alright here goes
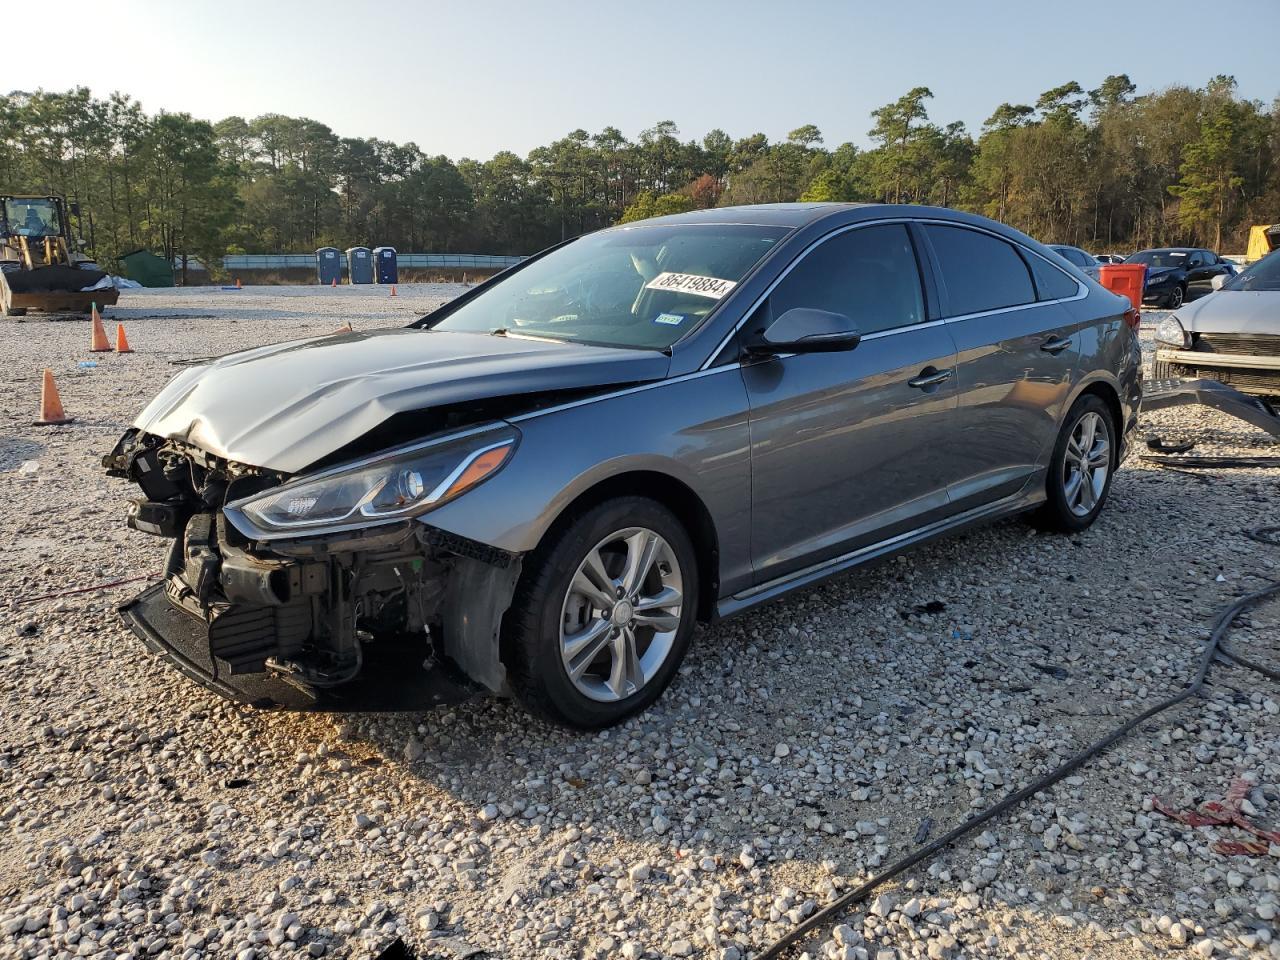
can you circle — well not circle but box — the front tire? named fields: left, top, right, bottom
left=1166, top=285, right=1185, bottom=309
left=504, top=497, right=698, bottom=729
left=1033, top=395, right=1116, bottom=533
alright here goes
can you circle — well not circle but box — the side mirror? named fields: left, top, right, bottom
left=748, top=307, right=861, bottom=356
left=1211, top=274, right=1228, bottom=291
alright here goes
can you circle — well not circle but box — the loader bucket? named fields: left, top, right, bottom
left=1, top=265, right=120, bottom=316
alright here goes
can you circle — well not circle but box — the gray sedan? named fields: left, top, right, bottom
left=106, top=203, right=1142, bottom=728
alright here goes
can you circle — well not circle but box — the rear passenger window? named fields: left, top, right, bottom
left=769, top=224, right=924, bottom=335
left=927, top=225, right=1036, bottom=316
left=1025, top=253, right=1079, bottom=301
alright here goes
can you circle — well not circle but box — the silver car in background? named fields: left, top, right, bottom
left=106, top=203, right=1142, bottom=728
left=1152, top=248, right=1280, bottom=399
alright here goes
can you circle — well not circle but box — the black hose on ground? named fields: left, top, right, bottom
left=13, top=573, right=158, bottom=606
left=751, top=526, right=1280, bottom=960
left=1142, top=454, right=1280, bottom=469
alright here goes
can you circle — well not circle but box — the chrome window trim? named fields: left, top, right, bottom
left=925, top=221, right=1088, bottom=321
left=511, top=219, right=1090, bottom=425
left=700, top=217, right=1087, bottom=370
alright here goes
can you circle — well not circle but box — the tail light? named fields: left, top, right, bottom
left=1123, top=306, right=1141, bottom=330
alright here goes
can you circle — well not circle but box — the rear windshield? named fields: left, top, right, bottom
left=430, top=223, right=788, bottom=350
left=1125, top=250, right=1188, bottom=269
left=1223, top=249, right=1280, bottom=292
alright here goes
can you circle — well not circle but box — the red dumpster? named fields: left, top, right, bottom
left=1098, top=263, right=1147, bottom=311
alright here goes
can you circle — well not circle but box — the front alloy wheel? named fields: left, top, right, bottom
left=1167, top=285, right=1184, bottom=309
left=505, top=496, right=698, bottom=728
left=560, top=528, right=684, bottom=702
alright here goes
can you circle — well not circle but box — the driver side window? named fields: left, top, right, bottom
left=769, top=224, right=925, bottom=336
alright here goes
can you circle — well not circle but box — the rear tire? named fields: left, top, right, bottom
left=504, top=496, right=699, bottom=729
left=1032, top=394, right=1116, bottom=533
left=2, top=305, right=26, bottom=317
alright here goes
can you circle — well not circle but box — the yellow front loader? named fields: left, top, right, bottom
left=0, top=195, right=119, bottom=316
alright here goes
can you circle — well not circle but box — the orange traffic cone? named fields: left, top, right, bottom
left=115, top=323, right=133, bottom=353
left=331, top=277, right=338, bottom=288
left=89, top=303, right=111, bottom=352
left=335, top=320, right=353, bottom=334
left=390, top=285, right=397, bottom=297
left=35, top=369, right=72, bottom=425
left=235, top=277, right=242, bottom=289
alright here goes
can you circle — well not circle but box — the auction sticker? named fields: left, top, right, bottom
left=653, top=313, right=684, bottom=325
left=645, top=272, right=737, bottom=300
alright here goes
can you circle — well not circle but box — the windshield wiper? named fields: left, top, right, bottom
left=489, top=327, right=570, bottom=344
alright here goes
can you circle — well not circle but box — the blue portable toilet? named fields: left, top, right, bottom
left=373, top=246, right=398, bottom=284
left=346, top=246, right=373, bottom=284
left=316, top=247, right=342, bottom=285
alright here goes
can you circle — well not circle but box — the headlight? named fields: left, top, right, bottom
left=1146, top=273, right=1170, bottom=286
left=1154, top=315, right=1188, bottom=349
left=230, top=426, right=518, bottom=533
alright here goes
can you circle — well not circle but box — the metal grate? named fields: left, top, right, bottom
left=1194, top=332, right=1280, bottom=355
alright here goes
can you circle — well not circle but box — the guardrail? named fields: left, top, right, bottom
left=221, top=253, right=526, bottom=270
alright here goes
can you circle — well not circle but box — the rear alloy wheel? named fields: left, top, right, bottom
left=1166, top=285, right=1185, bottom=309
left=505, top=497, right=698, bottom=728
left=1061, top=411, right=1111, bottom=518
left=1032, top=394, right=1116, bottom=533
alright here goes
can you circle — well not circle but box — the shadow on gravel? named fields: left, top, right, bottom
left=0, top=436, right=44, bottom=469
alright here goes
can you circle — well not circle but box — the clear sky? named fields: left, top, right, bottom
left=27, top=0, right=1280, bottom=158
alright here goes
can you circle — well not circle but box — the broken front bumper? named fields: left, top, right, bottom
left=116, top=506, right=522, bottom=711
left=1143, top=377, right=1280, bottom=439
left=120, top=582, right=481, bottom=711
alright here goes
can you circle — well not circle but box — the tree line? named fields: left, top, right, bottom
left=1, top=74, right=1276, bottom=277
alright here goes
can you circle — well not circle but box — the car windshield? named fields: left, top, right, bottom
left=4, top=198, right=61, bottom=237
left=430, top=223, right=789, bottom=349
left=1222, top=249, right=1280, bottom=292
left=1126, top=250, right=1188, bottom=269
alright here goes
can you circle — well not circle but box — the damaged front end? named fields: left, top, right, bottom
left=104, top=428, right=522, bottom=711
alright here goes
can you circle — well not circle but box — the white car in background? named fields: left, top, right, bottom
left=1152, top=248, right=1280, bottom=400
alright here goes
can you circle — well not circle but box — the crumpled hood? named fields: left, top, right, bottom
left=134, top=328, right=670, bottom=472
left=1177, top=290, right=1280, bottom=335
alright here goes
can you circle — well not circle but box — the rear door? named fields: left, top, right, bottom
left=741, top=222, right=960, bottom=584
left=922, top=224, right=1083, bottom=511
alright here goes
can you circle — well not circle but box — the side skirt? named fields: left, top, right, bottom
left=715, top=491, right=1042, bottom=621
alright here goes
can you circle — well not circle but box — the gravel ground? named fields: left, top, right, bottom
left=2, top=289, right=1278, bottom=960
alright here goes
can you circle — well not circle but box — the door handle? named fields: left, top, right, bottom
left=907, top=368, right=953, bottom=389
left=1040, top=336, right=1073, bottom=355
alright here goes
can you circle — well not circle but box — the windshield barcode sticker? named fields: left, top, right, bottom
left=645, top=272, right=737, bottom=300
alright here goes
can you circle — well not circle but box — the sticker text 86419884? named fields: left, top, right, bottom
left=644, top=272, right=738, bottom=300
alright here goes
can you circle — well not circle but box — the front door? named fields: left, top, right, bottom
left=741, top=222, right=960, bottom=585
